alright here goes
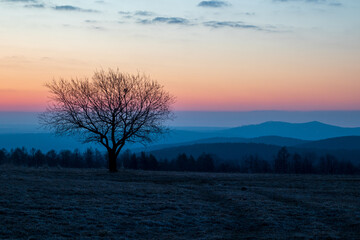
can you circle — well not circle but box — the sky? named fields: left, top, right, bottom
left=0, top=0, right=359, bottom=112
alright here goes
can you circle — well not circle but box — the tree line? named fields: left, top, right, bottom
left=245, top=147, right=358, bottom=175
left=0, top=148, right=106, bottom=169
left=0, top=146, right=359, bottom=175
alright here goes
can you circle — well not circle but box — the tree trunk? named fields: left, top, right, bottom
left=108, top=150, right=117, bottom=173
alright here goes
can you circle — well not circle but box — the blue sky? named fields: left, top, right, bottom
left=0, top=0, right=359, bottom=111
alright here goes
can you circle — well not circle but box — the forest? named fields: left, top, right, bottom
left=1, top=146, right=358, bottom=175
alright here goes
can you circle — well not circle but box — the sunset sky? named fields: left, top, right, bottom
left=0, top=0, right=359, bottom=111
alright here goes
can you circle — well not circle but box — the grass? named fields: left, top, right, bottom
left=0, top=167, right=359, bottom=239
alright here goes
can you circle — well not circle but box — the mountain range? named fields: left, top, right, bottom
left=149, top=136, right=360, bottom=164
left=1, top=121, right=360, bottom=153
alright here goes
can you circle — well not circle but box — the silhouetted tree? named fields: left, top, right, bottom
left=0, top=148, right=7, bottom=165
left=274, top=147, right=290, bottom=174
left=300, top=156, right=313, bottom=174
left=147, top=154, right=158, bottom=170
left=40, top=68, right=174, bottom=172
left=34, top=150, right=45, bottom=167
left=291, top=153, right=302, bottom=174
left=129, top=154, right=138, bottom=170
left=197, top=153, right=215, bottom=172
left=84, top=148, right=94, bottom=168
left=159, top=158, right=171, bottom=171
left=175, top=153, right=188, bottom=171
left=59, top=150, right=72, bottom=168
left=28, top=148, right=36, bottom=167
left=123, top=152, right=132, bottom=169
left=342, top=161, right=357, bottom=175
left=10, top=148, right=27, bottom=166
left=319, top=154, right=339, bottom=174
left=138, top=152, right=148, bottom=170
left=218, top=160, right=240, bottom=173
left=119, top=149, right=131, bottom=169
left=94, top=149, right=105, bottom=168
left=175, top=153, right=196, bottom=171
left=71, top=149, right=83, bottom=168
left=243, top=155, right=270, bottom=173
left=46, top=150, right=58, bottom=167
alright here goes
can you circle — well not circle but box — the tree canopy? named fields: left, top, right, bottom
left=40, top=69, right=175, bottom=172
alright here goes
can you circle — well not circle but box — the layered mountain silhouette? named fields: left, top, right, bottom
left=298, top=136, right=360, bottom=150
left=149, top=137, right=360, bottom=164
left=1, top=121, right=360, bottom=152
left=145, top=121, right=360, bottom=148
left=215, top=121, right=360, bottom=140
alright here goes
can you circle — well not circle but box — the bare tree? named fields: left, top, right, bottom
left=40, top=69, right=175, bottom=172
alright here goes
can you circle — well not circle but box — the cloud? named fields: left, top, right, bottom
left=203, top=21, right=283, bottom=32
left=117, top=9, right=276, bottom=32
left=118, top=10, right=154, bottom=19
left=118, top=11, right=131, bottom=15
left=198, top=1, right=229, bottom=8
left=203, top=21, right=263, bottom=30
left=273, top=0, right=342, bottom=6
left=273, top=0, right=320, bottom=2
left=139, top=17, right=190, bottom=25
left=153, top=17, right=189, bottom=24
left=118, top=11, right=133, bottom=19
left=134, top=11, right=154, bottom=16
left=24, top=3, right=44, bottom=8
left=53, top=5, right=99, bottom=13
left=1, top=0, right=36, bottom=2
left=118, top=10, right=187, bottom=26
left=84, top=20, right=98, bottom=23
left=89, top=26, right=105, bottom=30
left=84, top=20, right=104, bottom=30
left=1, top=0, right=46, bottom=9
left=328, top=2, right=342, bottom=7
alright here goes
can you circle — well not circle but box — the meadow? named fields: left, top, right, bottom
left=1, top=167, right=359, bottom=239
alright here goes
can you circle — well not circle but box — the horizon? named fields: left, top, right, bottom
left=2, top=110, right=360, bottom=152
left=2, top=111, right=360, bottom=130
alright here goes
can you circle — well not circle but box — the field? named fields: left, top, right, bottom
left=0, top=168, right=359, bottom=239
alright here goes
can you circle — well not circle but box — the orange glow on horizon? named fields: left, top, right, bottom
left=1, top=63, right=360, bottom=112
left=0, top=89, right=47, bottom=111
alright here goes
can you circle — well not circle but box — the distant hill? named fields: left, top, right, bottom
left=240, top=136, right=309, bottom=146
left=145, top=121, right=360, bottom=149
left=0, top=133, right=96, bottom=152
left=1, top=121, right=360, bottom=152
left=150, top=142, right=360, bottom=164
left=188, top=136, right=309, bottom=146
left=134, top=136, right=309, bottom=152
left=218, top=121, right=360, bottom=140
left=134, top=121, right=360, bottom=152
left=150, top=143, right=282, bottom=161
left=296, top=136, right=360, bottom=150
